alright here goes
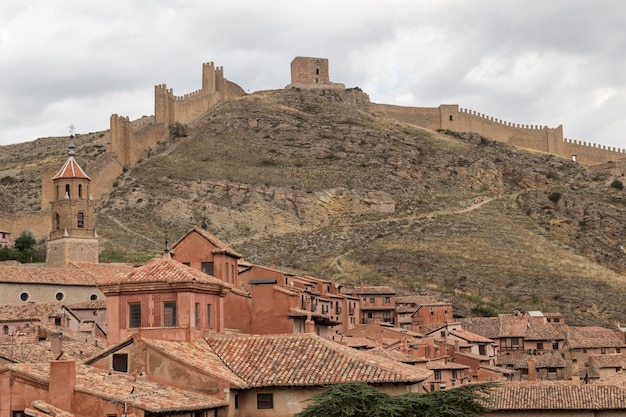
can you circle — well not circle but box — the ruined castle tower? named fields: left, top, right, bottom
left=45, top=138, right=98, bottom=267
left=288, top=57, right=345, bottom=89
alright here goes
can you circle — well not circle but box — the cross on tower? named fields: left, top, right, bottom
left=68, top=124, right=76, bottom=137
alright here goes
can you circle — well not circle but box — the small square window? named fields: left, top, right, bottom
left=112, top=353, right=128, bottom=373
left=257, top=393, right=273, bottom=409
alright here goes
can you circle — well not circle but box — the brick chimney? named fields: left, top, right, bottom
left=49, top=360, right=76, bottom=411
left=305, top=315, right=315, bottom=333
left=50, top=332, right=63, bottom=356
left=527, top=356, right=537, bottom=382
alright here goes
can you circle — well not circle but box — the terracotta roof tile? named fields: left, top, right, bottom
left=497, top=351, right=566, bottom=369
left=101, top=257, right=230, bottom=288
left=590, top=354, right=626, bottom=369
left=0, top=265, right=99, bottom=286
left=449, top=328, right=494, bottom=344
left=459, top=317, right=501, bottom=340
left=172, top=227, right=242, bottom=258
left=4, top=363, right=226, bottom=412
left=140, top=339, right=247, bottom=388
left=51, top=157, right=91, bottom=180
left=0, top=303, right=63, bottom=322
left=525, top=322, right=564, bottom=341
left=565, top=326, right=626, bottom=349
left=487, top=382, right=626, bottom=410
left=206, top=333, right=431, bottom=387
left=342, top=286, right=397, bottom=295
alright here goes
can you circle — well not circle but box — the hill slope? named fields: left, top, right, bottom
left=2, top=88, right=626, bottom=325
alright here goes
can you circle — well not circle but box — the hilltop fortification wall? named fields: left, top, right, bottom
left=373, top=103, right=625, bottom=175
left=111, top=61, right=245, bottom=168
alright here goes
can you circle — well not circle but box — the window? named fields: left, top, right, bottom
left=201, top=262, right=214, bottom=275
left=617, top=348, right=622, bottom=353
left=129, top=303, right=141, bottom=328
left=207, top=304, right=212, bottom=328
left=77, top=212, right=85, bottom=228
left=367, top=312, right=373, bottom=319
left=195, top=303, right=200, bottom=328
left=257, top=393, right=273, bottom=409
left=536, top=343, right=544, bottom=351
left=383, top=311, right=391, bottom=322
left=78, top=184, right=83, bottom=198
left=164, top=302, right=177, bottom=327
left=112, top=353, right=128, bottom=372
left=90, top=294, right=98, bottom=301
left=479, top=344, right=486, bottom=356
left=552, top=342, right=559, bottom=350
left=55, top=213, right=60, bottom=230
left=434, top=370, right=441, bottom=380
left=20, top=292, right=29, bottom=302
left=12, top=412, right=26, bottom=417
left=449, top=115, right=454, bottom=121
left=55, top=292, right=64, bottom=301
left=511, top=338, right=520, bottom=346
left=369, top=297, right=375, bottom=304
left=234, top=394, right=239, bottom=409
left=384, top=296, right=390, bottom=304
left=65, top=184, right=70, bottom=198
left=601, top=348, right=607, bottom=354
left=3, top=325, right=8, bottom=335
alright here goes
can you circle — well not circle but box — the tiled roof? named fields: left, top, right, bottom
left=487, top=382, right=626, bottom=410
left=565, top=326, right=626, bottom=349
left=101, top=257, right=230, bottom=288
left=449, top=328, right=494, bottom=344
left=0, top=303, right=63, bottom=323
left=459, top=317, right=501, bottom=339
left=497, top=351, right=566, bottom=369
left=590, top=354, right=626, bottom=369
left=140, top=339, right=247, bottom=388
left=525, top=322, right=563, bottom=341
left=498, top=314, right=529, bottom=337
left=0, top=265, right=99, bottom=286
left=395, top=295, right=441, bottom=306
left=51, top=157, right=91, bottom=180
left=206, top=333, right=431, bottom=387
left=70, top=262, right=136, bottom=284
left=3, top=363, right=227, bottom=412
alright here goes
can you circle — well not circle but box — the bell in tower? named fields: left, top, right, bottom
left=45, top=127, right=99, bottom=267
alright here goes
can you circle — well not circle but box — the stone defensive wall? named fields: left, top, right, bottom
left=111, top=61, right=245, bottom=169
left=373, top=103, right=625, bottom=174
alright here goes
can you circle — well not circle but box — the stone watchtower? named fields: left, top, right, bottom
left=288, top=56, right=345, bottom=89
left=45, top=138, right=98, bottom=268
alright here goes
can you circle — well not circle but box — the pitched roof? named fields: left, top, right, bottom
left=565, top=326, right=626, bottom=349
left=497, top=351, right=566, bottom=369
left=589, top=354, right=626, bottom=369
left=0, top=303, right=63, bottom=323
left=140, top=338, right=247, bottom=388
left=0, top=265, right=100, bottom=286
left=51, top=157, right=91, bottom=180
left=101, top=256, right=230, bottom=288
left=525, top=322, right=563, bottom=341
left=172, top=227, right=242, bottom=258
left=206, top=333, right=431, bottom=387
left=498, top=314, right=529, bottom=337
left=459, top=317, right=501, bottom=340
left=487, top=382, right=626, bottom=410
left=449, top=328, right=494, bottom=344
left=2, top=363, right=227, bottom=413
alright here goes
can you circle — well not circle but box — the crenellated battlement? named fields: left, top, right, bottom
left=563, top=137, right=626, bottom=154
left=459, top=108, right=548, bottom=130
left=111, top=61, right=246, bottom=168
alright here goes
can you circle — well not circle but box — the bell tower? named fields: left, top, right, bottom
left=46, top=131, right=98, bottom=267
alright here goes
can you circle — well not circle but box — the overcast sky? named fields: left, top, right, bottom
left=1, top=0, right=625, bottom=150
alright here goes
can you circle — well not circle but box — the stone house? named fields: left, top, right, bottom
left=342, top=285, right=396, bottom=325
left=84, top=333, right=431, bottom=417
left=497, top=351, right=568, bottom=381
left=425, top=359, right=471, bottom=392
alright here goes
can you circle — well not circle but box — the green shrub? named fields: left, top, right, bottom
left=611, top=179, right=624, bottom=190
left=548, top=191, right=561, bottom=203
